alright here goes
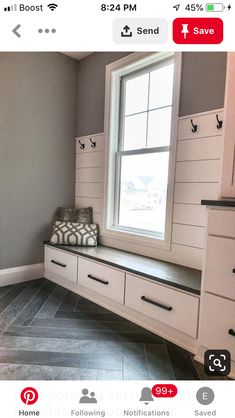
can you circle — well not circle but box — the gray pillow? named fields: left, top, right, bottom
left=50, top=221, right=98, bottom=246
left=56, top=207, right=93, bottom=224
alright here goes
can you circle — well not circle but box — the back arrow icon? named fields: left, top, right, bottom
left=12, top=24, right=21, bottom=38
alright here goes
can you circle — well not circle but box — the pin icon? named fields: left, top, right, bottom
left=21, top=387, right=38, bottom=405
left=181, top=23, right=189, bottom=39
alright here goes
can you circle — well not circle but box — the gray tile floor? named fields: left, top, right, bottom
left=0, top=278, right=215, bottom=380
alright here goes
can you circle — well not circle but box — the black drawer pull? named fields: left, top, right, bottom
left=228, top=329, right=235, bottom=337
left=232, top=269, right=235, bottom=274
left=141, top=296, right=172, bottom=311
left=87, top=274, right=109, bottom=285
left=51, top=260, right=66, bottom=268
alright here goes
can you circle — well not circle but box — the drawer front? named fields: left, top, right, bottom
left=204, top=236, right=235, bottom=300
left=199, top=293, right=235, bottom=361
left=125, top=274, right=199, bottom=338
left=78, top=258, right=125, bottom=304
left=208, top=209, right=235, bottom=238
left=44, top=247, right=78, bottom=283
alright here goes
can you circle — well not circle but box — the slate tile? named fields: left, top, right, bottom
left=123, top=354, right=149, bottom=380
left=97, top=369, right=123, bottom=380
left=4, top=325, right=165, bottom=343
left=57, top=291, right=79, bottom=312
left=0, top=283, right=28, bottom=314
left=55, top=310, right=127, bottom=322
left=0, top=363, right=98, bottom=380
left=0, top=349, right=122, bottom=370
left=145, top=343, right=174, bottom=379
left=36, top=285, right=68, bottom=319
left=11, top=281, right=56, bottom=326
left=0, top=280, right=44, bottom=326
left=30, top=317, right=143, bottom=332
left=165, top=341, right=199, bottom=380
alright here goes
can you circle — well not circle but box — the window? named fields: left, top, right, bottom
left=104, top=53, right=180, bottom=250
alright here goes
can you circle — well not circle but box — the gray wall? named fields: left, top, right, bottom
left=0, top=53, right=78, bottom=269
left=179, top=52, right=227, bottom=116
left=77, top=52, right=131, bottom=136
left=77, top=52, right=227, bottom=136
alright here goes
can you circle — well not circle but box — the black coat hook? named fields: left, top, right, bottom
left=90, top=138, right=96, bottom=148
left=79, top=140, right=85, bottom=149
left=216, top=114, right=223, bottom=129
left=191, top=119, right=198, bottom=133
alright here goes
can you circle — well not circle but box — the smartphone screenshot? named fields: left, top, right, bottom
left=0, top=1, right=234, bottom=417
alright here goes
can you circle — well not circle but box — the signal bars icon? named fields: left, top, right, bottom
left=4, top=4, right=17, bottom=11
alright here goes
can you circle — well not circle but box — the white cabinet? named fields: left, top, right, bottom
left=198, top=206, right=235, bottom=377
left=204, top=236, right=235, bottom=300
left=77, top=257, right=125, bottom=304
left=44, top=244, right=200, bottom=353
left=44, top=247, right=78, bottom=283
left=220, top=53, right=235, bottom=198
left=199, top=293, right=235, bottom=362
left=125, top=274, right=199, bottom=338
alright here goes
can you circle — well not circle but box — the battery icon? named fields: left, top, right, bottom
left=206, top=3, right=224, bottom=11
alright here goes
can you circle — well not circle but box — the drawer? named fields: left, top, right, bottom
left=125, top=274, right=199, bottom=338
left=44, top=246, right=78, bottom=283
left=78, top=258, right=125, bottom=304
left=199, top=293, right=235, bottom=361
left=204, top=236, right=235, bottom=300
left=208, top=209, right=235, bottom=238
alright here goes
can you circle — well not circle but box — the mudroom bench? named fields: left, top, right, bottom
left=44, top=243, right=201, bottom=353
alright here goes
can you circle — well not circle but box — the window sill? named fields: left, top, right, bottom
left=102, top=225, right=171, bottom=252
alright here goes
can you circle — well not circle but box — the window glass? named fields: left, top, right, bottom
left=118, top=152, right=169, bottom=235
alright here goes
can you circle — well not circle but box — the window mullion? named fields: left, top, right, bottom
left=118, top=146, right=170, bottom=157
left=145, top=72, right=151, bottom=148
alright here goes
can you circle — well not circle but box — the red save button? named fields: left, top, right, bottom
left=173, top=18, right=223, bottom=44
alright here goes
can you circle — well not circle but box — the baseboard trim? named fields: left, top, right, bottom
left=0, top=263, right=44, bottom=287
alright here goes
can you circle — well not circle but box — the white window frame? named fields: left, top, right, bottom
left=103, top=52, right=182, bottom=251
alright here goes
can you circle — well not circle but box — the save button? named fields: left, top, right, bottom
left=173, top=18, right=223, bottom=44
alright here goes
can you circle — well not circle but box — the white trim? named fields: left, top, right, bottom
left=0, top=263, right=44, bottom=287
left=178, top=108, right=224, bottom=120
left=103, top=51, right=182, bottom=253
left=75, top=132, right=104, bottom=141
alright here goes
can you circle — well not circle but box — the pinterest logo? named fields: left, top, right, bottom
left=20, top=387, right=39, bottom=405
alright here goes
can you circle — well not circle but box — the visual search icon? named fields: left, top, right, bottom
left=139, top=387, right=154, bottom=405
left=21, top=387, right=39, bottom=405
left=79, top=388, right=97, bottom=404
left=204, top=349, right=231, bottom=376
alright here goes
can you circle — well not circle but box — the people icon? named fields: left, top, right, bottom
left=79, top=388, right=97, bottom=404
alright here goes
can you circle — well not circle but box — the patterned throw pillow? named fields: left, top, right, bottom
left=75, top=207, right=93, bottom=224
left=56, top=207, right=93, bottom=224
left=50, top=222, right=98, bottom=246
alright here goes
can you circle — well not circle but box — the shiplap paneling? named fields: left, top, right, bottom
left=76, top=151, right=105, bottom=168
left=75, top=197, right=103, bottom=214
left=173, top=204, right=206, bottom=227
left=176, top=136, right=222, bottom=162
left=75, top=183, right=104, bottom=199
left=174, top=183, right=219, bottom=204
left=75, top=109, right=223, bottom=269
left=76, top=167, right=104, bottom=183
left=75, top=134, right=105, bottom=233
left=101, top=236, right=203, bottom=271
left=175, top=160, right=221, bottom=183
left=178, top=109, right=223, bottom=140
left=172, top=224, right=205, bottom=249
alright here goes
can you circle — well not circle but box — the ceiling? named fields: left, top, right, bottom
left=62, top=52, right=93, bottom=61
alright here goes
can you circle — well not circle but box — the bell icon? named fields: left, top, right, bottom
left=139, top=387, right=154, bottom=404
